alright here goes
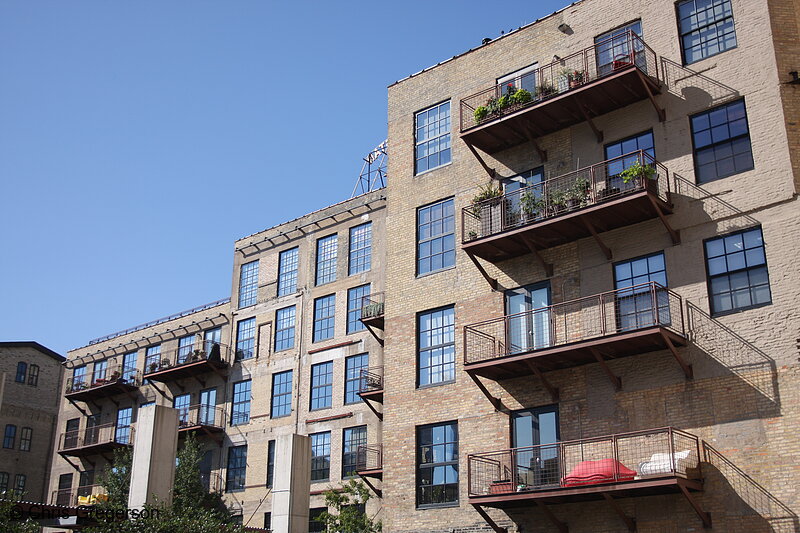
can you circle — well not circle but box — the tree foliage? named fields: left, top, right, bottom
left=0, top=494, right=40, bottom=533
left=86, top=434, right=244, bottom=533
left=317, top=479, right=382, bottom=532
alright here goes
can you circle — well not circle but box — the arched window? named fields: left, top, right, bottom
left=27, top=365, right=39, bottom=387
left=14, top=362, right=27, bottom=383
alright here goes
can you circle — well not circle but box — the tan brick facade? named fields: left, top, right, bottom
left=381, top=0, right=800, bottom=531
left=0, top=342, right=64, bottom=504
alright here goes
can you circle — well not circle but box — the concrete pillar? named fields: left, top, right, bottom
left=128, top=404, right=179, bottom=510
left=271, top=434, right=311, bottom=533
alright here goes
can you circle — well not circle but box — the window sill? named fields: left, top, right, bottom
left=416, top=265, right=456, bottom=279
left=711, top=300, right=772, bottom=318
left=415, top=162, right=453, bottom=178
left=417, top=501, right=460, bottom=510
left=417, top=379, right=456, bottom=390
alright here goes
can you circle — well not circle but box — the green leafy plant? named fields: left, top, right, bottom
left=548, top=188, right=568, bottom=211
left=511, top=88, right=532, bottom=105
left=520, top=190, right=545, bottom=218
left=470, top=182, right=503, bottom=217
left=619, top=160, right=657, bottom=184
left=569, top=177, right=591, bottom=207
left=536, top=82, right=556, bottom=98
left=316, top=480, right=382, bottom=533
left=473, top=106, right=489, bottom=123
left=0, top=492, right=40, bottom=533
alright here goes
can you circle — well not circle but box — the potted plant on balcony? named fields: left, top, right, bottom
left=561, top=68, right=588, bottom=89
left=160, top=358, right=171, bottom=369
left=620, top=160, right=657, bottom=193
left=148, top=362, right=158, bottom=373
left=548, top=189, right=568, bottom=214
left=471, top=183, right=504, bottom=235
left=567, top=177, right=591, bottom=209
left=520, top=190, right=545, bottom=221
left=535, top=81, right=557, bottom=99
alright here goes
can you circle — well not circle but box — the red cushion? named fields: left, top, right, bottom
left=562, top=459, right=636, bottom=487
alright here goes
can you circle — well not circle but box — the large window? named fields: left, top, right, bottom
left=348, top=223, right=372, bottom=275
left=417, top=421, right=458, bottom=507
left=174, top=393, right=191, bottom=426
left=316, top=234, right=338, bottom=286
left=417, top=198, right=455, bottom=276
left=342, top=426, right=367, bottom=479
left=92, top=360, right=108, bottom=382
left=277, top=247, right=299, bottom=296
left=238, top=260, right=259, bottom=308
left=13, top=474, right=25, bottom=493
left=72, top=366, right=87, bottom=389
left=115, top=408, right=132, bottom=444
left=614, top=252, right=670, bottom=331
left=27, top=365, right=38, bottom=387
left=310, top=432, right=331, bottom=482
left=0, top=472, right=8, bottom=492
left=344, top=353, right=369, bottom=405
left=271, top=371, right=293, bottom=418
left=309, top=508, right=326, bottom=533
left=266, top=440, right=276, bottom=488
left=415, top=101, right=451, bottom=174
left=313, top=294, right=336, bottom=342
left=122, top=352, right=137, bottom=382
left=3, top=425, right=16, bottom=449
left=604, top=130, right=655, bottom=191
left=347, top=284, right=370, bottom=334
left=231, top=380, right=252, bottom=426
left=274, top=306, right=296, bottom=352
left=236, top=318, right=256, bottom=360
left=678, top=0, right=736, bottom=64
left=310, top=361, right=333, bottom=411
left=144, top=345, right=161, bottom=372
left=14, top=362, right=26, bottom=383
left=177, top=335, right=194, bottom=364
left=705, top=227, right=771, bottom=316
left=595, top=20, right=642, bottom=76
left=226, top=445, right=247, bottom=492
left=19, top=428, right=32, bottom=452
left=418, top=307, right=455, bottom=387
left=691, top=100, right=753, bottom=183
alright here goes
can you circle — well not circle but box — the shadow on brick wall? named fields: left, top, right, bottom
left=704, top=444, right=799, bottom=533
left=687, top=302, right=780, bottom=410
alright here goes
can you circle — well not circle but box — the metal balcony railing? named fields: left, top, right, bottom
left=460, top=31, right=659, bottom=132
left=65, top=363, right=141, bottom=395
left=463, top=151, right=670, bottom=243
left=59, top=423, right=134, bottom=453
left=359, top=367, right=384, bottom=394
left=177, top=405, right=225, bottom=430
left=51, top=484, right=107, bottom=507
left=464, top=282, right=684, bottom=365
left=356, top=444, right=383, bottom=473
left=468, top=427, right=701, bottom=497
left=360, top=292, right=385, bottom=322
left=143, top=342, right=230, bottom=376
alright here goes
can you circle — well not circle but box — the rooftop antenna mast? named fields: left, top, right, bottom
left=351, top=140, right=387, bottom=197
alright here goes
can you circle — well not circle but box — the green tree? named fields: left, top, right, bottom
left=0, top=493, right=40, bottom=533
left=98, top=446, right=133, bottom=508
left=173, top=433, right=229, bottom=519
left=317, top=480, right=382, bottom=533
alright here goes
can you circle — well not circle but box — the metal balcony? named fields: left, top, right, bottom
left=58, top=423, right=134, bottom=457
left=356, top=444, right=383, bottom=479
left=177, top=405, right=226, bottom=442
left=358, top=366, right=384, bottom=403
left=65, top=363, right=141, bottom=402
left=460, top=32, right=663, bottom=154
left=359, top=292, right=385, bottom=329
left=468, top=427, right=710, bottom=529
left=462, top=151, right=677, bottom=268
left=143, top=342, right=230, bottom=382
left=463, top=283, right=691, bottom=394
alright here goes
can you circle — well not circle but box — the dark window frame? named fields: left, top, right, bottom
left=225, top=445, right=247, bottom=493
left=277, top=247, right=300, bottom=296
left=14, top=362, right=26, bottom=384
left=703, top=227, right=772, bottom=317
left=310, top=431, right=331, bottom=482
left=3, top=425, right=16, bottom=449
left=689, top=98, right=753, bottom=184
left=309, top=361, right=333, bottom=411
left=235, top=317, right=256, bottom=360
left=266, top=440, right=276, bottom=488
left=274, top=305, right=296, bottom=352
left=270, top=370, right=293, bottom=418
left=313, top=294, right=336, bottom=342
left=676, top=0, right=737, bottom=65
left=344, top=353, right=369, bottom=405
left=417, top=305, right=456, bottom=388
left=348, top=222, right=372, bottom=275
left=416, top=197, right=456, bottom=277
left=416, top=420, right=459, bottom=508
left=27, top=365, right=39, bottom=387
left=346, top=284, right=370, bottom=334
left=19, top=427, right=32, bottom=452
left=315, top=234, right=339, bottom=286
left=231, top=380, right=252, bottom=426
left=414, top=99, right=452, bottom=175
left=238, top=260, right=259, bottom=309
left=342, top=425, right=367, bottom=479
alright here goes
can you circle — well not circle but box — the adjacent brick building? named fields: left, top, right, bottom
left=0, top=342, right=65, bottom=503
left=380, top=0, right=799, bottom=531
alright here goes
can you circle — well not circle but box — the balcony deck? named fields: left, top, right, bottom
left=143, top=343, right=230, bottom=383
left=178, top=405, right=225, bottom=439
left=463, top=283, right=690, bottom=384
left=462, top=151, right=675, bottom=263
left=360, top=292, right=385, bottom=329
left=64, top=376, right=140, bottom=403
left=358, top=367, right=384, bottom=403
left=356, top=444, right=383, bottom=480
left=58, top=423, right=133, bottom=458
left=468, top=428, right=710, bottom=529
left=460, top=33, right=663, bottom=154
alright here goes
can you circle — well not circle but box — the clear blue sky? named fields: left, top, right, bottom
left=0, top=0, right=568, bottom=355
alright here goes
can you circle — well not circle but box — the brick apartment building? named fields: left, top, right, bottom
left=44, top=0, right=800, bottom=531
left=46, top=190, right=385, bottom=530
left=0, top=342, right=64, bottom=504
left=379, top=0, right=799, bottom=532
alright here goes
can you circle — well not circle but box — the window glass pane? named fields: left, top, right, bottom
left=313, top=294, right=336, bottom=342
left=347, top=284, right=370, bottom=334
left=236, top=318, right=256, bottom=360
left=310, top=362, right=333, bottom=411
left=678, top=0, right=737, bottom=64
left=417, top=421, right=458, bottom=506
left=226, top=445, right=247, bottom=492
left=706, top=228, right=771, bottom=315
left=691, top=100, right=751, bottom=183
left=418, top=307, right=455, bottom=386
left=344, top=353, right=369, bottom=405
left=348, top=223, right=372, bottom=275
left=271, top=371, right=293, bottom=418
left=238, top=261, right=259, bottom=308
left=277, top=247, right=299, bottom=296
left=415, top=101, right=451, bottom=174
left=231, top=380, right=252, bottom=426
left=310, top=432, right=331, bottom=482
left=274, top=306, right=296, bottom=352
left=316, top=235, right=338, bottom=286
left=417, top=199, right=455, bottom=275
